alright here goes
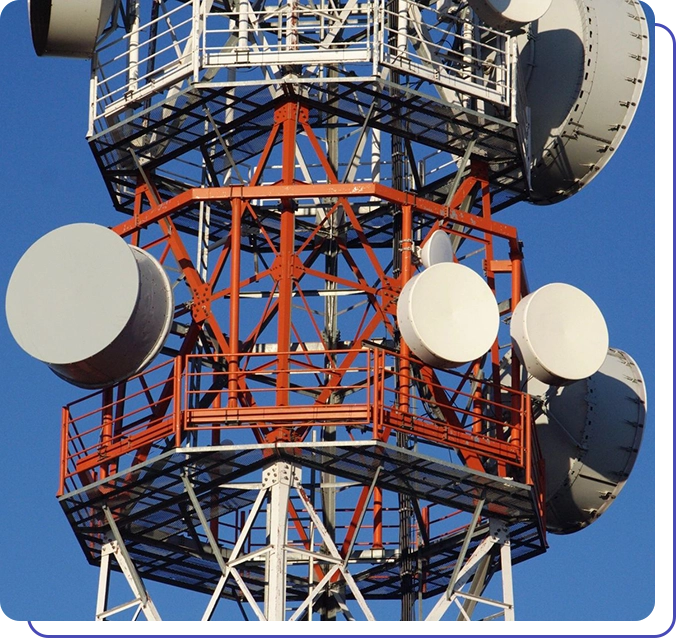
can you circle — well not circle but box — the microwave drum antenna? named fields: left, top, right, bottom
left=397, top=262, right=500, bottom=368
left=28, top=0, right=115, bottom=58
left=516, top=0, right=649, bottom=203
left=468, top=0, right=553, bottom=31
left=5, top=223, right=173, bottom=389
left=510, top=283, right=609, bottom=386
left=528, top=348, right=647, bottom=534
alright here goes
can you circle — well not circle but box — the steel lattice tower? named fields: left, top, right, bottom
left=8, top=0, right=649, bottom=622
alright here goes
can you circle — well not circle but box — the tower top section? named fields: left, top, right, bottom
left=28, top=0, right=648, bottom=212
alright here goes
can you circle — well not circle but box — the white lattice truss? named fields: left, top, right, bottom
left=95, top=461, right=515, bottom=621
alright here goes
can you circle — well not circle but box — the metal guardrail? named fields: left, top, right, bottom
left=91, top=1, right=198, bottom=130
left=89, top=0, right=515, bottom=134
left=59, top=348, right=533, bottom=496
left=201, top=1, right=375, bottom=68
left=380, top=0, right=511, bottom=105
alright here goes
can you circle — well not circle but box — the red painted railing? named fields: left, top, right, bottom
left=59, top=348, right=536, bottom=498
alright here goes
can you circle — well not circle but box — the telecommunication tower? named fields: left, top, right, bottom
left=6, top=0, right=649, bottom=621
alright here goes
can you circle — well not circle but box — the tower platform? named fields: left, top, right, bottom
left=60, top=440, right=546, bottom=602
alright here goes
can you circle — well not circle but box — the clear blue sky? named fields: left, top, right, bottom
left=0, top=0, right=671, bottom=632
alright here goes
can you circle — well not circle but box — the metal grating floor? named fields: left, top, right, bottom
left=59, top=441, right=546, bottom=601
left=88, top=79, right=529, bottom=227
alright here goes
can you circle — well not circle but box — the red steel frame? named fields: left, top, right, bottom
left=58, top=100, right=545, bottom=548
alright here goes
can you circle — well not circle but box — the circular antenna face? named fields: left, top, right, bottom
left=6, top=223, right=174, bottom=388
left=511, top=283, right=608, bottom=385
left=397, top=263, right=499, bottom=368
left=6, top=223, right=140, bottom=365
left=529, top=348, right=647, bottom=534
left=469, top=0, right=552, bottom=30
left=420, top=230, right=454, bottom=268
left=520, top=0, right=649, bottom=203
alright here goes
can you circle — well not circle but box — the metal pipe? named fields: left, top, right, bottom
left=276, top=103, right=299, bottom=407
left=127, top=0, right=140, bottom=94
left=229, top=198, right=243, bottom=408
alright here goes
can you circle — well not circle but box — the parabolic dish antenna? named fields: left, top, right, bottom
left=517, top=0, right=649, bottom=203
left=28, top=0, right=115, bottom=58
left=420, top=230, right=455, bottom=269
left=468, top=0, right=553, bottom=31
left=510, top=283, right=609, bottom=386
left=397, top=262, right=499, bottom=368
left=527, top=348, right=647, bottom=534
left=5, top=223, right=174, bottom=388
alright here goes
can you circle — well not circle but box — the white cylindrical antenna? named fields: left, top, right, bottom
left=529, top=348, right=647, bottom=534
left=520, top=0, right=649, bottom=203
left=511, top=283, right=609, bottom=385
left=5, top=223, right=174, bottom=388
left=397, top=263, right=500, bottom=368
left=468, top=0, right=553, bottom=31
left=29, top=0, right=115, bottom=58
left=420, top=230, right=455, bottom=269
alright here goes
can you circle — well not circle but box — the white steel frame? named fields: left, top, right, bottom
left=94, top=461, right=516, bottom=621
left=425, top=517, right=515, bottom=621
left=96, top=506, right=162, bottom=621
left=89, top=0, right=516, bottom=134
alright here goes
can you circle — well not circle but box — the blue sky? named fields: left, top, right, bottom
left=0, top=0, right=672, bottom=634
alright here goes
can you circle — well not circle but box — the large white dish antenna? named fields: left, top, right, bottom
left=28, top=0, right=115, bottom=58
left=528, top=348, right=647, bottom=534
left=511, top=283, right=608, bottom=386
left=469, top=0, right=552, bottom=31
left=5, top=223, right=174, bottom=388
left=397, top=262, right=499, bottom=368
left=519, top=0, right=649, bottom=203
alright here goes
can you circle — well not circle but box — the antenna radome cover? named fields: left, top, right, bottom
left=5, top=223, right=173, bottom=388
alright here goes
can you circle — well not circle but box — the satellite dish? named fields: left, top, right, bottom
left=468, top=0, right=552, bottom=31
left=510, top=283, right=608, bottom=386
left=397, top=263, right=499, bottom=368
left=5, top=223, right=174, bottom=388
left=420, top=230, right=455, bottom=269
left=519, top=0, right=649, bottom=203
left=29, top=0, right=115, bottom=58
left=528, top=348, right=647, bottom=534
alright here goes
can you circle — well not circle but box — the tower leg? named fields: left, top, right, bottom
left=95, top=539, right=161, bottom=621
left=500, top=531, right=515, bottom=621
left=425, top=519, right=514, bottom=622
left=93, top=505, right=162, bottom=621
left=263, top=462, right=296, bottom=621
